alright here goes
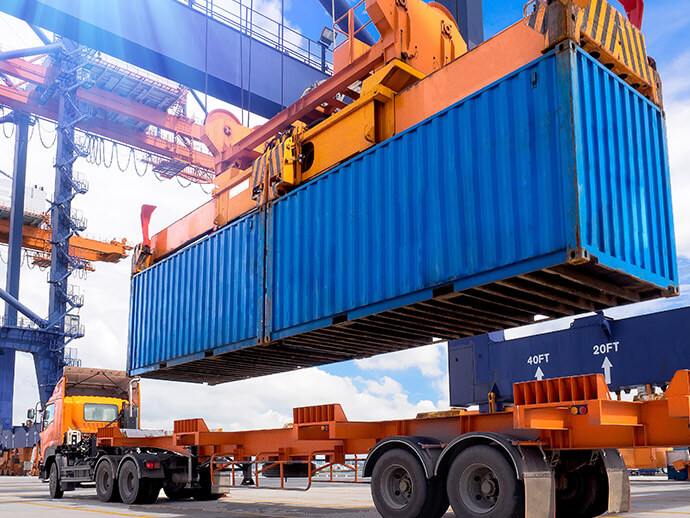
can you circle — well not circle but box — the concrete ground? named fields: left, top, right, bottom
left=1, top=475, right=689, bottom=517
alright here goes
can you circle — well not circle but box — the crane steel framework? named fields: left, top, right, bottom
left=0, top=34, right=213, bottom=430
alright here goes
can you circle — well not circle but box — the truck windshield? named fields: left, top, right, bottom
left=83, top=403, right=119, bottom=422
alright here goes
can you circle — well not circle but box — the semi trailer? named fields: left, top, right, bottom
left=39, top=307, right=690, bottom=518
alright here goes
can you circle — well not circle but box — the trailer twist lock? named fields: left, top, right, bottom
left=570, top=405, right=588, bottom=416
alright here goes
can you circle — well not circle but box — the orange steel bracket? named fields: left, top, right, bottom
left=200, top=110, right=254, bottom=175
left=663, top=370, right=690, bottom=418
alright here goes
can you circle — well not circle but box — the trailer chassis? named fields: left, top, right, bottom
left=49, top=370, right=682, bottom=517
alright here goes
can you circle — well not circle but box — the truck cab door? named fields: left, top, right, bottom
left=39, top=402, right=60, bottom=461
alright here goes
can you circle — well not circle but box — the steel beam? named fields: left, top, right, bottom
left=0, top=349, right=15, bottom=430
left=0, top=42, right=61, bottom=62
left=0, top=289, right=47, bottom=328
left=48, top=41, right=78, bottom=331
left=0, top=0, right=331, bottom=119
left=0, top=327, right=65, bottom=407
left=5, top=111, right=31, bottom=327
left=32, top=348, right=62, bottom=405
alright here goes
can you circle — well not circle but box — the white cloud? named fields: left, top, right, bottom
left=359, top=375, right=404, bottom=396
left=138, top=367, right=442, bottom=431
left=354, top=342, right=446, bottom=378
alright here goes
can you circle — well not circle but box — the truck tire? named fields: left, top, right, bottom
left=118, top=459, right=159, bottom=505
left=48, top=463, right=64, bottom=499
left=141, top=480, right=163, bottom=504
left=556, top=458, right=608, bottom=518
left=371, top=448, right=447, bottom=518
left=192, top=468, right=225, bottom=501
left=164, top=483, right=192, bottom=500
left=446, top=445, right=523, bottom=518
left=95, top=460, right=120, bottom=502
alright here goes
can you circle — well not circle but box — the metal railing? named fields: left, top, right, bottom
left=176, top=0, right=333, bottom=74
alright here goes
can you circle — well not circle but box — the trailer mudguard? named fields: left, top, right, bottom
left=363, top=436, right=444, bottom=479
left=601, top=449, right=631, bottom=513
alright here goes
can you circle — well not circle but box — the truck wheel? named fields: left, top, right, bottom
left=556, top=460, right=608, bottom=517
left=141, top=480, right=162, bottom=505
left=48, top=463, right=64, bottom=499
left=192, top=468, right=225, bottom=501
left=95, top=460, right=120, bottom=502
left=446, top=445, right=523, bottom=518
left=164, top=483, right=192, bottom=500
left=371, top=449, right=446, bottom=518
left=119, top=460, right=157, bottom=505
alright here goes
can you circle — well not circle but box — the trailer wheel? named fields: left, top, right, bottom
left=95, top=460, right=120, bottom=502
left=556, top=458, right=608, bottom=517
left=118, top=460, right=158, bottom=505
left=371, top=448, right=446, bottom=518
left=48, top=463, right=63, bottom=499
left=164, top=483, right=192, bottom=500
left=446, top=445, right=523, bottom=518
left=192, top=468, right=225, bottom=501
left=141, top=480, right=163, bottom=505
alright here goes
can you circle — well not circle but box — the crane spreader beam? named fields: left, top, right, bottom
left=0, top=219, right=131, bottom=268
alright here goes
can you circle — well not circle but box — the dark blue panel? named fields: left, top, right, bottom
left=1, top=425, right=39, bottom=450
left=0, top=0, right=330, bottom=118
left=449, top=307, right=690, bottom=410
left=0, top=349, right=15, bottom=430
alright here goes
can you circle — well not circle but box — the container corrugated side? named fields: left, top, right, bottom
left=267, top=44, right=676, bottom=342
left=573, top=49, right=677, bottom=286
left=128, top=212, right=263, bottom=374
left=129, top=44, right=677, bottom=383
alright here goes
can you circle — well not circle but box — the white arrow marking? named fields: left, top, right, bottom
left=535, top=366, right=544, bottom=381
left=601, top=356, right=613, bottom=384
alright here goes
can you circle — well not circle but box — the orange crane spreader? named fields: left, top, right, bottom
left=135, top=0, right=661, bottom=270
left=0, top=185, right=130, bottom=270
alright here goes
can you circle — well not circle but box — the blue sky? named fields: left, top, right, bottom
left=2, top=0, right=689, bottom=429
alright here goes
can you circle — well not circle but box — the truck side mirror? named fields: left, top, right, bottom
left=27, top=408, right=35, bottom=420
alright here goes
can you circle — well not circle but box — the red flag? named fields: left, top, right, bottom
left=618, top=0, right=644, bottom=29
left=140, top=205, right=157, bottom=248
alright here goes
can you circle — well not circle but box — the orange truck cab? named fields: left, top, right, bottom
left=37, top=367, right=139, bottom=496
left=37, top=367, right=225, bottom=504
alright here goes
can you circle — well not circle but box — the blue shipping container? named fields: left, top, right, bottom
left=128, top=212, right=264, bottom=377
left=129, top=42, right=677, bottom=383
